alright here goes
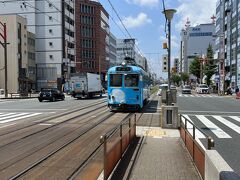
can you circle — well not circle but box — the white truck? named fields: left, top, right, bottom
left=70, top=73, right=103, bottom=99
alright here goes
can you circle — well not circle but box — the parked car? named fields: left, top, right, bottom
left=38, top=88, right=65, bottom=102
left=196, top=84, right=209, bottom=94
left=182, top=85, right=191, bottom=94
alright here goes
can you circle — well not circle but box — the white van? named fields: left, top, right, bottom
left=157, top=84, right=168, bottom=96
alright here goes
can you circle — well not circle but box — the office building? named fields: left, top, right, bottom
left=0, top=15, right=36, bottom=93
left=181, top=23, right=215, bottom=73
left=0, top=0, right=75, bottom=90
left=75, top=0, right=109, bottom=81
left=215, top=0, right=240, bottom=88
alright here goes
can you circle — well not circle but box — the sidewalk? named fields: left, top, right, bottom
left=129, top=127, right=201, bottom=180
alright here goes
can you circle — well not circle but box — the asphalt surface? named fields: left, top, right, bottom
left=177, top=92, right=240, bottom=175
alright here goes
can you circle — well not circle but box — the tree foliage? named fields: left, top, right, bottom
left=203, top=44, right=217, bottom=86
left=171, top=74, right=181, bottom=86
left=181, top=72, right=189, bottom=84
left=189, top=57, right=201, bottom=80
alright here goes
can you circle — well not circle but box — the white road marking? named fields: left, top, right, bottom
left=0, top=113, right=16, bottom=118
left=229, top=116, right=240, bottom=123
left=213, top=116, right=240, bottom=135
left=180, top=110, right=240, bottom=114
left=0, top=113, right=28, bottom=121
left=181, top=115, right=206, bottom=150
left=196, top=115, right=231, bottom=138
left=0, top=113, right=42, bottom=123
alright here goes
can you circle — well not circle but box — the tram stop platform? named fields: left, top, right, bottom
left=110, top=127, right=201, bottom=180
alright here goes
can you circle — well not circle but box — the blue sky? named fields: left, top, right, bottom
left=98, top=0, right=217, bottom=78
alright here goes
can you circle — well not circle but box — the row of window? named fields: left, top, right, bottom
left=80, top=50, right=96, bottom=59
left=28, top=52, right=35, bottom=60
left=81, top=27, right=94, bottom=37
left=65, top=2, right=74, bottom=14
left=80, top=61, right=96, bottom=69
left=80, top=4, right=95, bottom=14
left=189, top=32, right=213, bottom=37
left=65, top=28, right=75, bottom=38
left=65, top=15, right=74, bottom=26
left=28, top=38, right=35, bottom=46
left=109, top=74, right=139, bottom=87
left=80, top=39, right=96, bottom=48
left=80, top=16, right=95, bottom=25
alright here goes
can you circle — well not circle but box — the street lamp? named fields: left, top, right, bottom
left=162, top=8, right=176, bottom=105
left=0, top=21, right=8, bottom=98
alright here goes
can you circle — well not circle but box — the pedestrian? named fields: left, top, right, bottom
left=236, top=86, right=239, bottom=94
left=227, top=86, right=232, bottom=95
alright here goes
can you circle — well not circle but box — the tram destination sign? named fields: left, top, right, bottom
left=116, top=67, right=132, bottom=72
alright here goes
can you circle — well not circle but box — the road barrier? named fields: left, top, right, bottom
left=179, top=114, right=214, bottom=179
left=100, top=114, right=136, bottom=180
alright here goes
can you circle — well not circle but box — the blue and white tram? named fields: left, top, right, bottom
left=107, top=63, right=150, bottom=111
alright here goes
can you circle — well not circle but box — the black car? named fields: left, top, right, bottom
left=38, top=88, right=65, bottom=102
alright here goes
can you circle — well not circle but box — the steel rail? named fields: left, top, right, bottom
left=0, top=103, right=107, bottom=149
left=9, top=112, right=116, bottom=180
left=0, top=99, right=106, bottom=137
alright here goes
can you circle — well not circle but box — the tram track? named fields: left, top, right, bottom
left=0, top=99, right=106, bottom=137
left=0, top=105, right=131, bottom=179
left=0, top=100, right=107, bottom=148
left=0, top=94, right=158, bottom=179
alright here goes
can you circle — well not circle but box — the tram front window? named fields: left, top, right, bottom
left=124, top=74, right=139, bottom=87
left=110, top=74, right=122, bottom=87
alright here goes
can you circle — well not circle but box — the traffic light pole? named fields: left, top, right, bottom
left=0, top=22, right=8, bottom=98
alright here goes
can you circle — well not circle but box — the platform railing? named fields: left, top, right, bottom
left=100, top=114, right=136, bottom=180
left=179, top=114, right=214, bottom=179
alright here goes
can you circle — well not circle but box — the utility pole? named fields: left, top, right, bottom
left=0, top=22, right=8, bottom=98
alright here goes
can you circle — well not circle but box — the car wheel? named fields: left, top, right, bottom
left=51, top=97, right=55, bottom=102
left=38, top=98, right=42, bottom=102
left=62, top=96, right=65, bottom=101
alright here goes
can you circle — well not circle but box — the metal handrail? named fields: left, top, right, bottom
left=179, top=114, right=214, bottom=150
left=100, top=113, right=137, bottom=180
left=100, top=113, right=135, bottom=141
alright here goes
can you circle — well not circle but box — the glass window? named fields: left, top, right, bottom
left=110, top=74, right=122, bottom=87
left=124, top=74, right=139, bottom=87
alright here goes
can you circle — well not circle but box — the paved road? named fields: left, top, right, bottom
left=0, top=95, right=107, bottom=127
left=177, top=93, right=240, bottom=175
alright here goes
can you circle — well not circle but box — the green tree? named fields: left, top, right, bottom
left=203, top=44, right=217, bottom=86
left=171, top=74, right=181, bottom=86
left=189, top=57, right=201, bottom=82
left=181, top=72, right=189, bottom=85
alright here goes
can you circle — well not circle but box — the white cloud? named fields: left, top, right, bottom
left=125, top=0, right=159, bottom=7
left=175, top=0, right=217, bottom=31
left=122, top=13, right=152, bottom=28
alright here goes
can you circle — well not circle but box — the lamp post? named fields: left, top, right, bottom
left=162, top=9, right=176, bottom=105
left=0, top=21, right=8, bottom=98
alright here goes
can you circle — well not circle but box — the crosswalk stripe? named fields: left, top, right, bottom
left=0, top=113, right=42, bottom=123
left=182, top=115, right=205, bottom=139
left=195, top=115, right=231, bottom=138
left=0, top=113, right=28, bottom=120
left=212, top=116, right=240, bottom=135
left=0, top=113, right=16, bottom=118
left=229, top=116, right=240, bottom=123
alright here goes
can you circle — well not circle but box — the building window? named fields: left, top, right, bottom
left=49, top=3, right=52, bottom=8
left=49, top=29, right=52, bottom=33
left=49, top=42, right=53, bottom=46
left=49, top=16, right=52, bottom=21
left=49, top=55, right=53, bottom=59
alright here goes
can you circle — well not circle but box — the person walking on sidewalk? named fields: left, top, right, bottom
left=236, top=86, right=239, bottom=94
